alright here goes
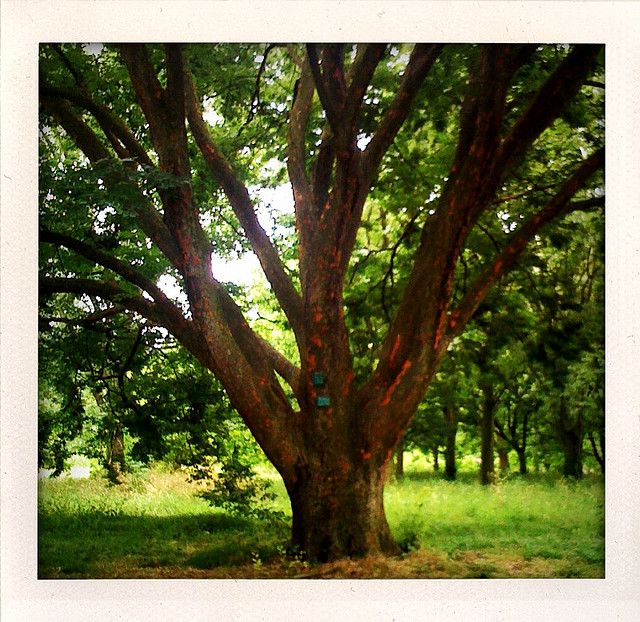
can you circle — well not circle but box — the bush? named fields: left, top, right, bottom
left=194, top=457, right=285, bottom=521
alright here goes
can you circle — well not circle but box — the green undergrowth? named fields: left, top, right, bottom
left=385, top=471, right=604, bottom=575
left=38, top=466, right=604, bottom=579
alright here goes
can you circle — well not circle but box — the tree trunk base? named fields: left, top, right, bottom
left=285, top=462, right=399, bottom=562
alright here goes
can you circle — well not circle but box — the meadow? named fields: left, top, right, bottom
left=38, top=463, right=604, bottom=579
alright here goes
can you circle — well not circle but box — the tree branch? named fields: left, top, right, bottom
left=184, top=70, right=304, bottom=335
left=312, top=126, right=335, bottom=210
left=39, top=305, right=125, bottom=333
left=496, top=45, right=603, bottom=179
left=287, top=58, right=316, bottom=249
left=239, top=43, right=277, bottom=133
left=40, top=82, right=154, bottom=167
left=258, top=336, right=301, bottom=395
left=41, top=227, right=175, bottom=308
left=362, top=44, right=442, bottom=183
left=40, top=94, right=110, bottom=162
left=344, top=44, right=387, bottom=129
left=40, top=277, right=169, bottom=327
left=359, top=46, right=513, bottom=415
left=447, top=148, right=604, bottom=341
left=39, top=276, right=220, bottom=379
left=118, top=44, right=170, bottom=158
left=39, top=95, right=183, bottom=270
left=164, top=44, right=188, bottom=135
left=305, top=44, right=346, bottom=135
left=50, top=44, right=86, bottom=89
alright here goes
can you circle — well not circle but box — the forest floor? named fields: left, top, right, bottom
left=38, top=466, right=604, bottom=579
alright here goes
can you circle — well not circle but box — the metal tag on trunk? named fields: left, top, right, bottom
left=311, top=372, right=326, bottom=386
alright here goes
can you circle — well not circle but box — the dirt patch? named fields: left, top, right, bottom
left=44, top=548, right=602, bottom=579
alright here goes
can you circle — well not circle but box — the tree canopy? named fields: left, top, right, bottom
left=39, top=43, right=604, bottom=560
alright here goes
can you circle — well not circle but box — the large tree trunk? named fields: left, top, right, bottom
left=561, top=432, right=583, bottom=478
left=284, top=457, right=398, bottom=562
left=588, top=431, right=605, bottom=474
left=106, top=421, right=125, bottom=484
left=444, top=406, right=458, bottom=480
left=520, top=409, right=529, bottom=475
left=480, top=410, right=494, bottom=484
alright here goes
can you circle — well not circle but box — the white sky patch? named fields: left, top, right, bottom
left=211, top=251, right=263, bottom=286
left=157, top=274, right=189, bottom=307
left=257, top=184, right=293, bottom=231
left=92, top=205, right=116, bottom=234
left=202, top=99, right=224, bottom=127
left=260, top=157, right=284, bottom=177
left=73, top=294, right=93, bottom=313
left=210, top=183, right=294, bottom=286
left=82, top=43, right=104, bottom=57
left=357, top=134, right=372, bottom=151
left=426, top=190, right=439, bottom=204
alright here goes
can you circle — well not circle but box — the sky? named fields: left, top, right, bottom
left=74, top=50, right=293, bottom=296
left=157, top=182, right=294, bottom=305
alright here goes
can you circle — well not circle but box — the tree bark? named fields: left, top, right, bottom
left=561, top=432, right=584, bottom=478
left=106, top=421, right=125, bottom=484
left=480, top=412, right=495, bottom=484
left=432, top=446, right=439, bottom=472
left=444, top=406, right=458, bottom=480
left=516, top=447, right=528, bottom=475
left=395, top=436, right=405, bottom=480
left=479, top=384, right=496, bottom=485
left=284, top=452, right=398, bottom=562
left=497, top=442, right=510, bottom=474
left=557, top=400, right=584, bottom=478
left=519, top=409, right=529, bottom=475
left=588, top=431, right=605, bottom=474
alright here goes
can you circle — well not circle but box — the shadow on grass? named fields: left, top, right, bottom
left=38, top=508, right=289, bottom=577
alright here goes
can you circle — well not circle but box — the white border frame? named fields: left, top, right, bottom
left=2, top=2, right=639, bottom=620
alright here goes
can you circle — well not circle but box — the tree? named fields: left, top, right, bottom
left=523, top=208, right=604, bottom=478
left=39, top=297, right=276, bottom=503
left=466, top=288, right=539, bottom=482
left=405, top=348, right=474, bottom=480
left=39, top=43, right=604, bottom=560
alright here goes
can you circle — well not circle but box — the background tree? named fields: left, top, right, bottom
left=524, top=208, right=604, bottom=477
left=39, top=43, right=604, bottom=560
left=39, top=301, right=273, bottom=505
left=405, top=349, right=475, bottom=480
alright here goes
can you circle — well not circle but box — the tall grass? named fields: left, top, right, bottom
left=385, top=473, right=604, bottom=567
left=38, top=466, right=604, bottom=578
left=38, top=469, right=289, bottom=576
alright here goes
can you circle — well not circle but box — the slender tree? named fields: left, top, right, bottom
left=39, top=43, right=604, bottom=560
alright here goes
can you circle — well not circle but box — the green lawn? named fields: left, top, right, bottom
left=38, top=466, right=604, bottom=579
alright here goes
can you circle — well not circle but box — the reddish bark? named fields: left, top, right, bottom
left=40, top=43, right=604, bottom=560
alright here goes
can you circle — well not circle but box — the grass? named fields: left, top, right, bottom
left=384, top=471, right=604, bottom=578
left=38, top=466, right=604, bottom=579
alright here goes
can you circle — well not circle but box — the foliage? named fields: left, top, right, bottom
left=38, top=42, right=605, bottom=557
left=39, top=311, right=277, bottom=512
